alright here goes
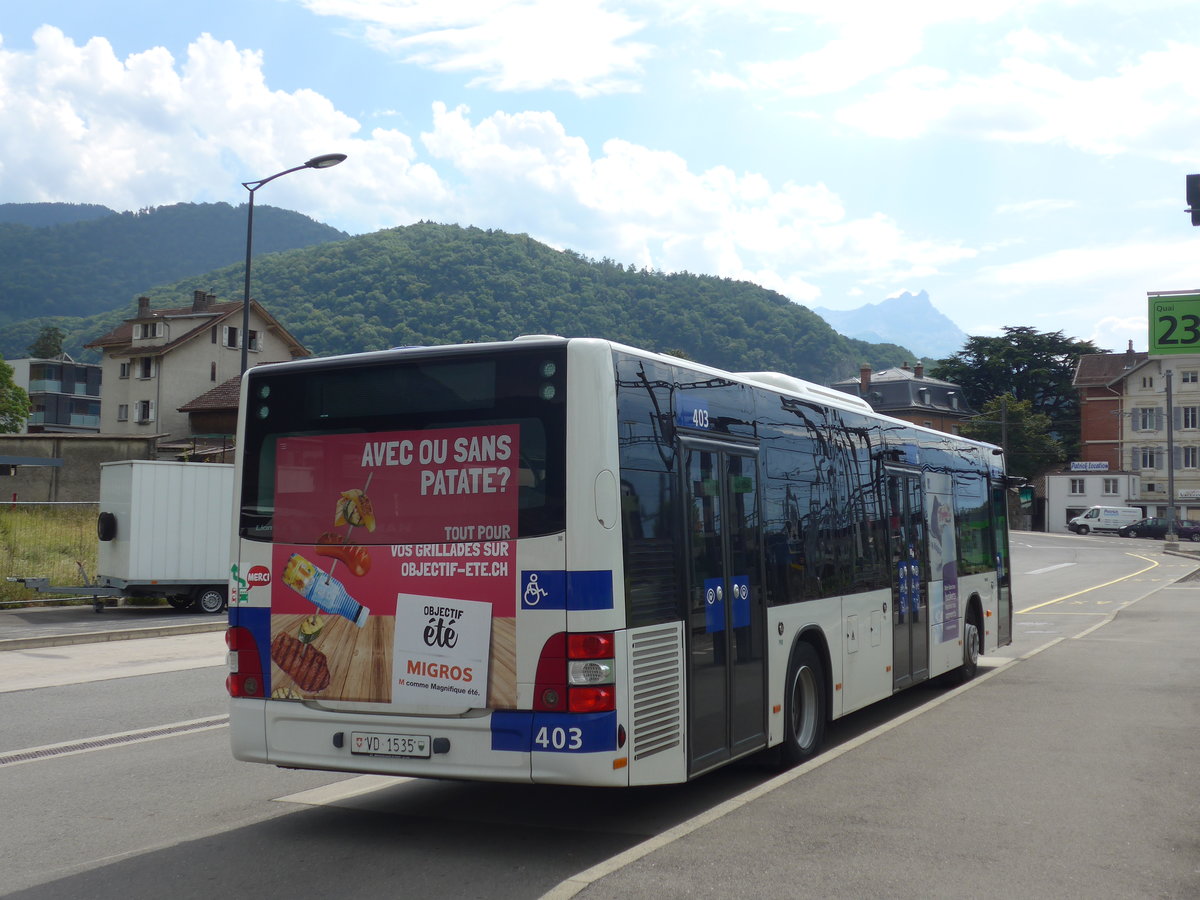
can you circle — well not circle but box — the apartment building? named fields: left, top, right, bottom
left=8, top=354, right=102, bottom=433
left=829, top=363, right=977, bottom=435
left=1046, top=345, right=1200, bottom=530
left=85, top=291, right=308, bottom=444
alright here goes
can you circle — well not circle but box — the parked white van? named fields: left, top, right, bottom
left=1067, top=506, right=1143, bottom=535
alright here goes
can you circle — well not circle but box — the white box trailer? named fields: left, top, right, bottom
left=10, top=460, right=234, bottom=613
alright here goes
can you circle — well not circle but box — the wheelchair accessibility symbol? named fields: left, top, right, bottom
left=523, top=573, right=549, bottom=607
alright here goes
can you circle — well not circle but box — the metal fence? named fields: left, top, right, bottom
left=0, top=502, right=98, bottom=605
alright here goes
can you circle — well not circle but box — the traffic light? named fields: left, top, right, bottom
left=1187, top=174, right=1200, bottom=226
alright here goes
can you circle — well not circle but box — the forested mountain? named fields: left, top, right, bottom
left=0, top=202, right=348, bottom=323
left=1, top=222, right=919, bottom=384
left=0, top=202, right=116, bottom=228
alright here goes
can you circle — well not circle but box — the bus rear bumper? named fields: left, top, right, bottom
left=228, top=699, right=628, bottom=786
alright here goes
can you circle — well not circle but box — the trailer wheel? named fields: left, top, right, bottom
left=194, top=587, right=227, bottom=615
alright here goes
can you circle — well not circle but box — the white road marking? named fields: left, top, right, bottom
left=1023, top=563, right=1076, bottom=575
left=0, top=716, right=229, bottom=767
left=274, top=774, right=413, bottom=806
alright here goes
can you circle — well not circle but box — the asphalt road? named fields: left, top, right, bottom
left=1, top=532, right=1197, bottom=899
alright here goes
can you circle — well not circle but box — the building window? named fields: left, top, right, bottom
left=922, top=420, right=933, bottom=428
left=136, top=400, right=155, bottom=424
left=248, top=329, right=261, bottom=352
left=1103, top=478, right=1119, bottom=495
left=1140, top=447, right=1161, bottom=470
left=1134, top=407, right=1160, bottom=431
left=134, top=322, right=165, bottom=339
left=119, top=362, right=131, bottom=379
left=211, top=361, right=217, bottom=382
left=1182, top=370, right=1198, bottom=384
left=1069, top=478, right=1086, bottom=494
left=223, top=325, right=239, bottom=349
left=117, top=404, right=129, bottom=422
left=1142, top=376, right=1155, bottom=389
left=211, top=325, right=218, bottom=344
left=138, top=357, right=154, bottom=379
left=1182, top=406, right=1199, bottom=430
left=1184, top=446, right=1199, bottom=469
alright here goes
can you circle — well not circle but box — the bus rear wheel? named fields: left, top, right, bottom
left=782, top=643, right=826, bottom=765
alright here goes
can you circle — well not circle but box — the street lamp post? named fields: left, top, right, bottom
left=240, top=153, right=347, bottom=374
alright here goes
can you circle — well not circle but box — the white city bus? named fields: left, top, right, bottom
left=227, top=337, right=1013, bottom=786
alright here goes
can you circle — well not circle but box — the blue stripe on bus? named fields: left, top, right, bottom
left=519, top=570, right=613, bottom=611
left=490, top=710, right=618, bottom=753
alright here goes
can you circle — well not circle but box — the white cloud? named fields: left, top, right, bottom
left=836, top=39, right=1200, bottom=161
left=298, top=0, right=653, bottom=95
left=0, top=26, right=970, bottom=303
left=980, top=237, right=1199, bottom=288
left=418, top=103, right=975, bottom=297
left=0, top=27, right=447, bottom=233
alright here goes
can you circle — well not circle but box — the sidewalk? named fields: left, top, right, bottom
left=0, top=603, right=226, bottom=651
left=552, top=574, right=1200, bottom=899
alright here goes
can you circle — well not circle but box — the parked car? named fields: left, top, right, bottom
left=1117, top=517, right=1200, bottom=540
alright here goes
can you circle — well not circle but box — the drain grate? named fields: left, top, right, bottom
left=0, top=716, right=229, bottom=766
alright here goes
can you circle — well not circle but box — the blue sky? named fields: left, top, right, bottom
left=4, top=0, right=1200, bottom=354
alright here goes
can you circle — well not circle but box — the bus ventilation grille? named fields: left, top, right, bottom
left=629, top=624, right=684, bottom=760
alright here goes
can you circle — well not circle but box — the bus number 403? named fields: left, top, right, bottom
left=534, top=725, right=583, bottom=751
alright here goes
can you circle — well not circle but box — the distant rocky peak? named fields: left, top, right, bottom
left=813, top=290, right=968, bottom=360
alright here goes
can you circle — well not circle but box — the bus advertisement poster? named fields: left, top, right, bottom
left=265, top=425, right=520, bottom=709
left=927, top=474, right=960, bottom=643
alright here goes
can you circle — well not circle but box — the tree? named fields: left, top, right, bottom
left=931, top=326, right=1103, bottom=460
left=27, top=325, right=65, bottom=359
left=0, top=354, right=31, bottom=433
left=961, top=394, right=1064, bottom=481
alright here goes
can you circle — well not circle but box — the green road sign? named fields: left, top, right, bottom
left=1148, top=293, right=1200, bottom=355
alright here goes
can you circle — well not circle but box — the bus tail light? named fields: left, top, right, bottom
left=226, top=626, right=264, bottom=698
left=534, top=631, right=616, bottom=713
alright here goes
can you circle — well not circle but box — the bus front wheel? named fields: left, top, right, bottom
left=782, top=643, right=826, bottom=765
left=957, top=619, right=981, bottom=683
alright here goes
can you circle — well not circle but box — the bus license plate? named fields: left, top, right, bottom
left=350, top=732, right=431, bottom=758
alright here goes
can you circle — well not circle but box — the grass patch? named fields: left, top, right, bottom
left=0, top=504, right=99, bottom=606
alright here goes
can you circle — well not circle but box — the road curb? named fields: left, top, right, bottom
left=0, top=621, right=227, bottom=652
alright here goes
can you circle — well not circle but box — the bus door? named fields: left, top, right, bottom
left=887, top=470, right=929, bottom=689
left=991, top=482, right=1013, bottom=646
left=682, top=439, right=767, bottom=774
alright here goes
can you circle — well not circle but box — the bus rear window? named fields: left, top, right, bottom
left=240, top=348, right=566, bottom=541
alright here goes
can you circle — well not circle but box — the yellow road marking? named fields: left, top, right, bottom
left=1017, top=554, right=1159, bottom=613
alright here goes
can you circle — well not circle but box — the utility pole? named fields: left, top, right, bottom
left=1165, top=369, right=1177, bottom=545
